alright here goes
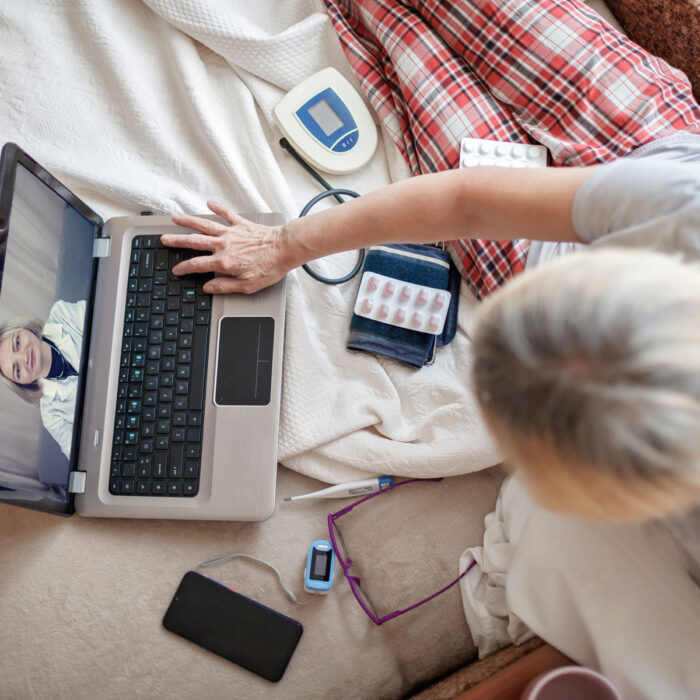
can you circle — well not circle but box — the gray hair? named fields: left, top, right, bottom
left=471, top=247, right=700, bottom=490
left=0, top=318, right=45, bottom=405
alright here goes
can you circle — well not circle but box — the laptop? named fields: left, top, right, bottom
left=0, top=143, right=286, bottom=520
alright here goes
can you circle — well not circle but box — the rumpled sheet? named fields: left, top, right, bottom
left=0, top=0, right=500, bottom=484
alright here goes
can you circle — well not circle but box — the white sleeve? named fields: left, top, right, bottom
left=571, top=158, right=700, bottom=260
left=504, top=486, right=700, bottom=700
left=40, top=398, right=73, bottom=459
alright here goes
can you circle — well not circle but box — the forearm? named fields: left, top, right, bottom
left=280, top=165, right=597, bottom=270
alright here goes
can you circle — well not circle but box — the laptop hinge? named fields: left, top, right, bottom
left=68, top=470, right=87, bottom=494
left=93, top=237, right=111, bottom=258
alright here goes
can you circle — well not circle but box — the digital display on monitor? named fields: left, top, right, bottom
left=310, top=550, right=331, bottom=580
left=307, top=99, right=344, bottom=137
left=0, top=161, right=98, bottom=513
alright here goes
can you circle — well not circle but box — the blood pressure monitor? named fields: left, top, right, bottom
left=304, top=540, right=336, bottom=594
left=273, top=67, right=378, bottom=175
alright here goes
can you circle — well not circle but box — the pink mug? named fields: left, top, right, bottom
left=521, top=665, right=622, bottom=700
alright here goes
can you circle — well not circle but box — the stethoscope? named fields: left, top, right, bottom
left=279, top=137, right=364, bottom=285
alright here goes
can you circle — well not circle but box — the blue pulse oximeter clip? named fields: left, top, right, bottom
left=304, top=540, right=335, bottom=594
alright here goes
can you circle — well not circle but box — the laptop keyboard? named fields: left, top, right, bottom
left=109, top=235, right=213, bottom=497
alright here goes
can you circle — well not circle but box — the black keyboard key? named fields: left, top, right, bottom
left=189, top=325, right=208, bottom=410
left=120, top=479, right=135, bottom=495
left=179, top=334, right=193, bottom=349
left=145, top=376, right=158, bottom=392
left=138, top=456, right=152, bottom=477
left=153, top=454, right=167, bottom=479
left=183, top=481, right=198, bottom=496
left=188, top=413, right=202, bottom=427
left=155, top=248, right=170, bottom=270
left=121, top=462, right=136, bottom=478
left=170, top=444, right=184, bottom=470
left=184, top=460, right=199, bottom=479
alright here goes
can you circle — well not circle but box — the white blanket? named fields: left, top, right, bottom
left=0, top=0, right=500, bottom=484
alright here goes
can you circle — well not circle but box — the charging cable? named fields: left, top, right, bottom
left=199, top=552, right=312, bottom=605
left=279, top=137, right=365, bottom=285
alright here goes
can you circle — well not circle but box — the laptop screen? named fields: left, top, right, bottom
left=0, top=146, right=101, bottom=515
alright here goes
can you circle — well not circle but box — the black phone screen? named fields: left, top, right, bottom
left=163, top=571, right=303, bottom=682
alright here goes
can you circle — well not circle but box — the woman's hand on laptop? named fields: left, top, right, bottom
left=161, top=201, right=290, bottom=295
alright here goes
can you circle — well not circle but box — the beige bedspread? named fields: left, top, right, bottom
left=0, top=466, right=504, bottom=699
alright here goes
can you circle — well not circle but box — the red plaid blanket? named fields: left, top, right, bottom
left=322, top=0, right=700, bottom=299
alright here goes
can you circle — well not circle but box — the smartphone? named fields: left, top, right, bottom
left=163, top=571, right=303, bottom=682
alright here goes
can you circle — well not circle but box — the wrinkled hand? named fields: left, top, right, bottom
left=161, top=201, right=288, bottom=295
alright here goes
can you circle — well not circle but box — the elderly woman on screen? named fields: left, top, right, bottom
left=0, top=299, right=85, bottom=459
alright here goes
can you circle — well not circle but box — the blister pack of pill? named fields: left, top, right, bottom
left=353, top=272, right=451, bottom=335
left=459, top=137, right=547, bottom=169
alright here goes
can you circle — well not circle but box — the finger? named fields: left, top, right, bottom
left=160, top=232, right=218, bottom=251
left=203, top=276, right=251, bottom=295
left=170, top=213, right=228, bottom=237
left=171, top=254, right=216, bottom=276
left=207, top=200, right=247, bottom=227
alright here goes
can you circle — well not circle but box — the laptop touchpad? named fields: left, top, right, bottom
left=215, top=317, right=274, bottom=406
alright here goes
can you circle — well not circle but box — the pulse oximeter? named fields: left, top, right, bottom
left=304, top=540, right=335, bottom=594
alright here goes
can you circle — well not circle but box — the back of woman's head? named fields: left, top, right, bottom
left=472, top=247, right=700, bottom=521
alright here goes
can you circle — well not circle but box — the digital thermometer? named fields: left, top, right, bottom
left=304, top=540, right=336, bottom=594
left=273, top=67, right=378, bottom=174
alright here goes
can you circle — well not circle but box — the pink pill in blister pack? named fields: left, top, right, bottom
left=354, top=272, right=451, bottom=335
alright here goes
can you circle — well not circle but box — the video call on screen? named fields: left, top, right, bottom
left=0, top=163, right=97, bottom=510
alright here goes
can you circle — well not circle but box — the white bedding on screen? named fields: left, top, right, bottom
left=0, top=0, right=500, bottom=485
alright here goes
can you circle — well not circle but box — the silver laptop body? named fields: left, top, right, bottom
left=75, top=214, right=286, bottom=521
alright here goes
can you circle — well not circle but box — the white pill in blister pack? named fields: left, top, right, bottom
left=459, top=137, right=547, bottom=169
left=353, top=272, right=451, bottom=335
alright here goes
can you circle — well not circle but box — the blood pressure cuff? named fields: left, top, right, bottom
left=346, top=244, right=460, bottom=367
